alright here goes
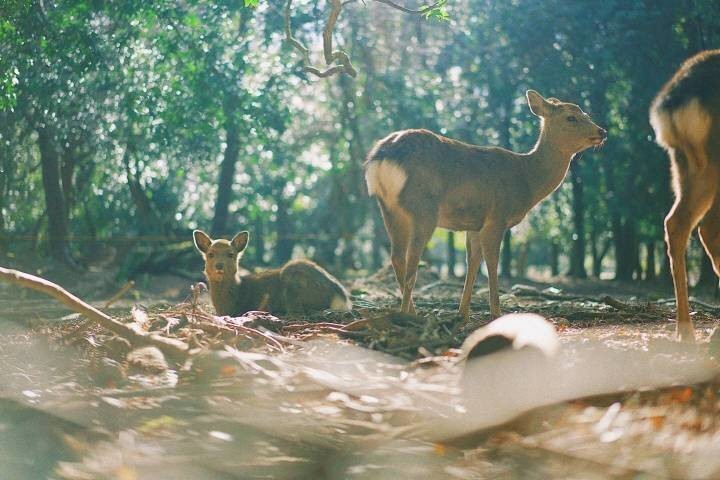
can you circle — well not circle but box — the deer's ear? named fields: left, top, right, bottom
left=526, top=90, right=553, bottom=117
left=231, top=231, right=249, bottom=252
left=193, top=230, right=212, bottom=253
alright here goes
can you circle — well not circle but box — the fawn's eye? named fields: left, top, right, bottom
left=227, top=253, right=234, bottom=258
left=207, top=253, right=215, bottom=259
left=566, top=115, right=578, bottom=122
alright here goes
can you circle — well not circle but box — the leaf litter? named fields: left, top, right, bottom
left=1, top=266, right=719, bottom=479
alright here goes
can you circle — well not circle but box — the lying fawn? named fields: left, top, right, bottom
left=650, top=50, right=720, bottom=343
left=193, top=230, right=351, bottom=316
left=365, top=90, right=606, bottom=320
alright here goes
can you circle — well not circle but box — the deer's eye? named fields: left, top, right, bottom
left=227, top=252, right=234, bottom=258
left=566, top=115, right=578, bottom=122
left=207, top=253, right=215, bottom=259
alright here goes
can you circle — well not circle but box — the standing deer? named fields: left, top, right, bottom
left=365, top=90, right=606, bottom=320
left=650, top=49, right=720, bottom=343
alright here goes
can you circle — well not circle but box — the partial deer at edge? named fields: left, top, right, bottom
left=650, top=49, right=720, bottom=343
left=365, top=90, right=607, bottom=320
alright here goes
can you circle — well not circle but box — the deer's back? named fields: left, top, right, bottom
left=654, top=50, right=720, bottom=114
left=280, top=259, right=351, bottom=313
left=218, top=260, right=350, bottom=316
left=366, top=129, right=530, bottom=229
left=651, top=50, right=720, bottom=187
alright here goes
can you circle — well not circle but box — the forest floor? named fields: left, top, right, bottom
left=1, top=263, right=720, bottom=479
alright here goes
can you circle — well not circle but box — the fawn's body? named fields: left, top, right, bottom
left=193, top=230, right=351, bottom=316
left=650, top=49, right=720, bottom=342
left=366, top=90, right=606, bottom=319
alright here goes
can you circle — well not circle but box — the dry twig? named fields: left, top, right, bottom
left=0, top=267, right=189, bottom=361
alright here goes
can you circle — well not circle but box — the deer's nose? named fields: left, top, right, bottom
left=598, top=127, right=608, bottom=139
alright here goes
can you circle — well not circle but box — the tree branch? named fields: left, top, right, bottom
left=343, top=0, right=445, bottom=14
left=0, top=267, right=189, bottom=361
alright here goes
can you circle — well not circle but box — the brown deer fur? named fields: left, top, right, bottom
left=650, top=49, right=720, bottom=342
left=193, top=230, right=351, bottom=316
left=365, top=90, right=606, bottom=320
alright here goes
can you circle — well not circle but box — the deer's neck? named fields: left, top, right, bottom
left=523, top=125, right=576, bottom=205
left=209, top=275, right=242, bottom=316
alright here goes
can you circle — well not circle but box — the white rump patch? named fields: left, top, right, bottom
left=330, top=295, right=352, bottom=312
left=652, top=98, right=712, bottom=156
left=365, top=160, right=408, bottom=208
left=650, top=108, right=674, bottom=149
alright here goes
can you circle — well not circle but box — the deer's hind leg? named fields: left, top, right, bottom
left=378, top=200, right=414, bottom=312
left=698, top=190, right=720, bottom=279
left=459, top=231, right=484, bottom=321
left=401, top=213, right=437, bottom=315
left=665, top=149, right=715, bottom=343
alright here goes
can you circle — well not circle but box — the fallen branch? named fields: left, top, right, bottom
left=104, top=280, right=135, bottom=308
left=0, top=267, right=189, bottom=362
left=600, top=295, right=635, bottom=311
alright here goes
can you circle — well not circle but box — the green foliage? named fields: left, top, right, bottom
left=1, top=0, right=719, bottom=281
left=421, top=0, right=449, bottom=21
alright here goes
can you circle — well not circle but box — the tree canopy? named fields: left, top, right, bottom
left=1, top=0, right=719, bottom=285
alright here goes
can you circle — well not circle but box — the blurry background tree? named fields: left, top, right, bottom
left=1, top=0, right=719, bottom=290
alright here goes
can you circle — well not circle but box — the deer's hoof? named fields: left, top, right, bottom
left=676, top=323, right=696, bottom=344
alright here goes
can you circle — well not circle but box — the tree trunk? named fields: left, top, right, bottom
left=613, top=221, right=637, bottom=281
left=660, top=248, right=673, bottom=285
left=37, top=127, right=73, bottom=264
left=501, top=230, right=512, bottom=279
left=591, top=237, right=611, bottom=278
left=0, top=122, right=8, bottom=254
left=211, top=93, right=241, bottom=237
left=568, top=162, right=587, bottom=278
left=274, top=195, right=295, bottom=264
left=60, top=140, right=76, bottom=212
left=447, top=231, right=457, bottom=278
left=633, top=240, right=643, bottom=281
left=123, top=146, right=163, bottom=235
left=254, top=217, right=266, bottom=265
left=645, top=241, right=657, bottom=282
left=550, top=240, right=560, bottom=277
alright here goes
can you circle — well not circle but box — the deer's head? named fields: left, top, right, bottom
left=527, top=90, right=607, bottom=154
left=193, top=230, right=249, bottom=283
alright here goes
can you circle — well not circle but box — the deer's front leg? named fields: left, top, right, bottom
left=459, top=231, right=484, bottom=321
left=480, top=225, right=505, bottom=318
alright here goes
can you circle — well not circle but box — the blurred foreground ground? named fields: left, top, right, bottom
left=1, top=265, right=719, bottom=479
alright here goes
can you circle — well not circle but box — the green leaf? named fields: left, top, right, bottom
left=421, top=0, right=449, bottom=21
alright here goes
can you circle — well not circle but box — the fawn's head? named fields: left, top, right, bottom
left=526, top=90, right=607, bottom=153
left=193, top=230, right=249, bottom=283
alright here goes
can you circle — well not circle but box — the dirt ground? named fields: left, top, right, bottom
left=1, top=264, right=720, bottom=479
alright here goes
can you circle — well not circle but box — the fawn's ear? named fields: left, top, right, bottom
left=526, top=90, right=554, bottom=117
left=193, top=230, right=212, bottom=253
left=231, top=231, right=250, bottom=252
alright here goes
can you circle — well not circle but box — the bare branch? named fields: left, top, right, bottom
left=284, top=0, right=443, bottom=78
left=344, top=0, right=444, bottom=14
left=0, top=267, right=189, bottom=361
left=282, top=0, right=355, bottom=79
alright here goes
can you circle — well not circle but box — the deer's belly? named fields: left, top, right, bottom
left=437, top=203, right=486, bottom=231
